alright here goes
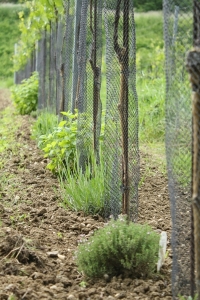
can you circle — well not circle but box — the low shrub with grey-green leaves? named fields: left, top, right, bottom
left=11, top=71, right=39, bottom=115
left=76, top=217, right=160, bottom=278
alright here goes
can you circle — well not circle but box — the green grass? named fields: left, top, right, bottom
left=0, top=78, right=14, bottom=88
left=137, top=74, right=165, bottom=143
left=135, top=12, right=164, bottom=71
left=135, top=12, right=165, bottom=144
left=31, top=109, right=59, bottom=140
left=0, top=106, right=21, bottom=156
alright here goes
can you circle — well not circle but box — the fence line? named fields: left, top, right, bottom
left=15, top=0, right=200, bottom=298
left=15, top=0, right=139, bottom=221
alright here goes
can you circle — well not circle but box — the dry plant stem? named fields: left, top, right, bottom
left=1, top=244, right=24, bottom=261
left=15, top=243, right=25, bottom=260
left=89, top=0, right=101, bottom=161
left=114, top=0, right=129, bottom=217
left=187, top=46, right=200, bottom=300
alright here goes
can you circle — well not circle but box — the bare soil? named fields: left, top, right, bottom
left=0, top=89, right=172, bottom=299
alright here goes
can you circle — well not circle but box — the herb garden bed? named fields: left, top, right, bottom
left=0, top=90, right=172, bottom=299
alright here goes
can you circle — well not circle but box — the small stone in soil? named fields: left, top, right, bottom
left=47, top=251, right=59, bottom=257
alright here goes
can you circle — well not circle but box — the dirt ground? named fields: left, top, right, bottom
left=0, top=89, right=172, bottom=300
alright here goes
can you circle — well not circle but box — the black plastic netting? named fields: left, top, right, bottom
left=103, top=0, right=139, bottom=220
left=163, top=0, right=193, bottom=298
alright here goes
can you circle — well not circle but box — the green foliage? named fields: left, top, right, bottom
left=178, top=295, right=198, bottom=300
left=60, top=150, right=105, bottom=215
left=1, top=0, right=19, bottom=3
left=14, top=0, right=64, bottom=71
left=0, top=5, right=28, bottom=79
left=103, top=0, right=162, bottom=11
left=31, top=109, right=59, bottom=140
left=135, top=13, right=164, bottom=73
left=11, top=71, right=38, bottom=115
left=76, top=217, right=160, bottom=278
left=137, top=74, right=165, bottom=142
left=135, top=13, right=165, bottom=143
left=38, top=110, right=78, bottom=173
left=134, top=0, right=162, bottom=12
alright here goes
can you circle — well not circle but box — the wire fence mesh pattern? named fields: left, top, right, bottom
left=15, top=0, right=139, bottom=220
left=186, top=1, right=200, bottom=299
left=163, top=0, right=193, bottom=298
left=103, top=0, right=139, bottom=220
left=14, top=0, right=200, bottom=298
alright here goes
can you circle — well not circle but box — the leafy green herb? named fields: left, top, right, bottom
left=11, top=71, right=38, bottom=115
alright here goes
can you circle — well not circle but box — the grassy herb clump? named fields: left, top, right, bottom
left=60, top=150, right=104, bottom=215
left=31, top=109, right=59, bottom=140
left=76, top=217, right=160, bottom=278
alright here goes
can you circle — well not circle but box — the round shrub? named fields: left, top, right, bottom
left=76, top=217, right=160, bottom=278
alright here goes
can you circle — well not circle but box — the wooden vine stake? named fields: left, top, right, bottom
left=186, top=44, right=200, bottom=300
left=186, top=2, right=200, bottom=298
left=114, top=0, right=130, bottom=218
left=89, top=0, right=101, bottom=163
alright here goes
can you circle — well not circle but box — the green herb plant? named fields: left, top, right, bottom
left=38, top=110, right=78, bottom=174
left=79, top=281, right=87, bottom=288
left=76, top=217, right=160, bottom=278
left=31, top=109, right=59, bottom=140
left=60, top=149, right=104, bottom=216
left=11, top=71, right=39, bottom=115
left=178, top=295, right=198, bottom=300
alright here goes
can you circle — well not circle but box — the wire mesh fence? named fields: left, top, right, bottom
left=103, top=0, right=139, bottom=220
left=14, top=0, right=200, bottom=297
left=163, top=0, right=194, bottom=298
left=186, top=1, right=200, bottom=299
left=15, top=0, right=139, bottom=221
left=14, top=43, right=36, bottom=84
